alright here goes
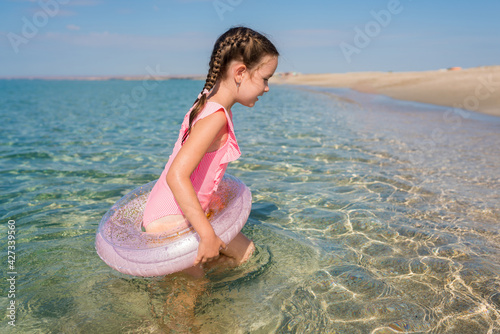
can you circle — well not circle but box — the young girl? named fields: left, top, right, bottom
left=142, top=26, right=279, bottom=274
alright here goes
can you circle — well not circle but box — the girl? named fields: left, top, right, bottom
left=142, top=26, right=279, bottom=274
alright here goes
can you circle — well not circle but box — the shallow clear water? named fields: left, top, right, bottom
left=1, top=79, right=499, bottom=333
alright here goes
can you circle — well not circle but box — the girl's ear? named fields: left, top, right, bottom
left=233, top=63, right=247, bottom=85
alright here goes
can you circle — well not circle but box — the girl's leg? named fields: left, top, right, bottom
left=151, top=270, right=208, bottom=332
left=143, top=214, right=189, bottom=233
left=181, top=265, right=205, bottom=278
left=220, top=232, right=255, bottom=265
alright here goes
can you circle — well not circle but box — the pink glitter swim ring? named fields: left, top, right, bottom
left=95, top=174, right=252, bottom=277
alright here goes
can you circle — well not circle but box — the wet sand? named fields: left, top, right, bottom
left=270, top=66, right=500, bottom=117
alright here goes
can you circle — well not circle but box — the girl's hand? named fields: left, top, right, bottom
left=194, top=232, right=227, bottom=265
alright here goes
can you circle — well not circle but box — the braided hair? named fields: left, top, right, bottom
left=182, top=26, right=279, bottom=143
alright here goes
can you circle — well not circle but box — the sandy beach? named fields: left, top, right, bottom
left=271, top=66, right=500, bottom=117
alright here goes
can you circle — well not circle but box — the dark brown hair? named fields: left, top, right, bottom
left=182, top=26, right=279, bottom=143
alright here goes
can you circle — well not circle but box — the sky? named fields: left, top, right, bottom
left=1, top=0, right=499, bottom=77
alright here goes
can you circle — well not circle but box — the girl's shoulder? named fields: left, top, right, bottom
left=180, top=101, right=232, bottom=135
left=196, top=101, right=228, bottom=121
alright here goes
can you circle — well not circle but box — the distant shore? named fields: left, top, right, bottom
left=3, top=66, right=499, bottom=117
left=270, top=66, right=500, bottom=117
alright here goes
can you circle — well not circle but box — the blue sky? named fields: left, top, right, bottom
left=1, top=0, right=499, bottom=77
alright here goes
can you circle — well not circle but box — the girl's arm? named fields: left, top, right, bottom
left=166, top=110, right=228, bottom=265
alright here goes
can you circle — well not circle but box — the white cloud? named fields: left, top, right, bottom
left=66, top=24, right=80, bottom=31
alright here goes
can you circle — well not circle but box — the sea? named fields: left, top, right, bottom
left=1, top=79, right=499, bottom=333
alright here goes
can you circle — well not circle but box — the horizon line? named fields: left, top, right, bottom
left=1, top=65, right=498, bottom=81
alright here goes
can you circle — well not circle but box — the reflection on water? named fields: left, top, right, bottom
left=0, top=80, right=499, bottom=333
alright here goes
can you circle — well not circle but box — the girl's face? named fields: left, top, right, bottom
left=238, top=55, right=278, bottom=108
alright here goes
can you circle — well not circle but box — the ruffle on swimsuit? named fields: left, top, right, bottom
left=142, top=101, right=241, bottom=227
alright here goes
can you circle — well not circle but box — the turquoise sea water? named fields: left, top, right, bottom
left=1, top=79, right=499, bottom=333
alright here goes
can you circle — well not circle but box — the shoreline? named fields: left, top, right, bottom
left=270, top=66, right=500, bottom=117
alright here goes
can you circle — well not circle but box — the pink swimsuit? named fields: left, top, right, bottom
left=142, top=101, right=241, bottom=227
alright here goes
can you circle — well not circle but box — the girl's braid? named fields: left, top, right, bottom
left=203, top=31, right=251, bottom=92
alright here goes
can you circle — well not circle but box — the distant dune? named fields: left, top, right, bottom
left=270, top=66, right=500, bottom=117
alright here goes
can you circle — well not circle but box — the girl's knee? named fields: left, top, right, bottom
left=240, top=240, right=255, bottom=264
left=224, top=233, right=255, bottom=264
left=181, top=265, right=205, bottom=279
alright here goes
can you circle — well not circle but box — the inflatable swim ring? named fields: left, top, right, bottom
left=95, top=174, right=252, bottom=277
